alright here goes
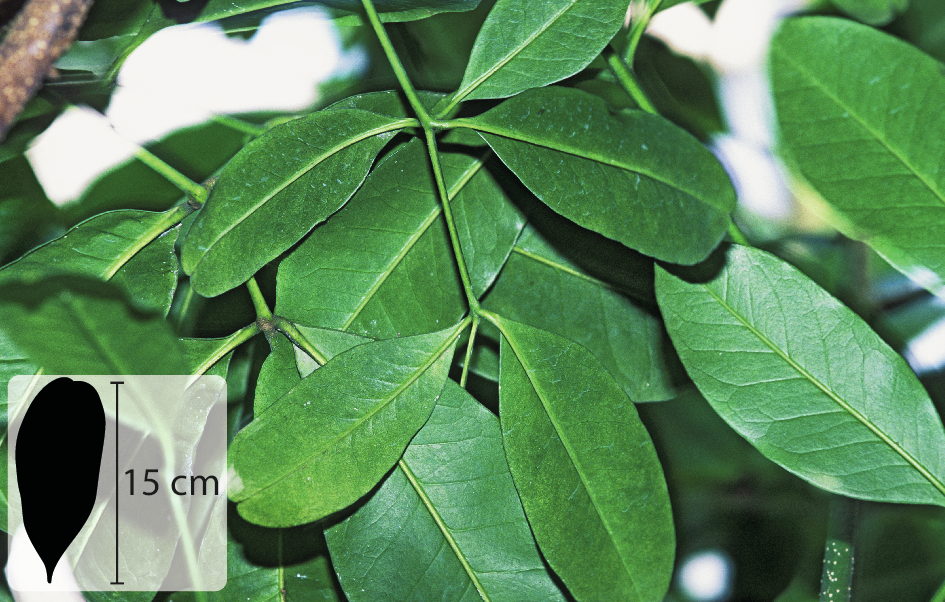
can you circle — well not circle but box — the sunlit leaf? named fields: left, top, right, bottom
left=771, top=16, right=945, bottom=296
left=656, top=244, right=945, bottom=506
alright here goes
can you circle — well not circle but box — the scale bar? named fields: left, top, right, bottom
left=110, top=381, right=124, bottom=587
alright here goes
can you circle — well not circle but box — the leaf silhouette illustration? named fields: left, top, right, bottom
left=15, top=377, right=106, bottom=582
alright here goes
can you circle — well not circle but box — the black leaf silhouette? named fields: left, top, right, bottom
left=15, top=377, right=106, bottom=583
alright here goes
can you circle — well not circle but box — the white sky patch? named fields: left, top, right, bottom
left=27, top=6, right=366, bottom=206
left=678, top=549, right=733, bottom=601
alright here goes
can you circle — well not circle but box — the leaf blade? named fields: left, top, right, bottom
left=494, top=315, right=675, bottom=602
left=326, top=381, right=566, bottom=602
left=182, top=109, right=410, bottom=297
left=456, top=0, right=627, bottom=102
left=228, top=322, right=463, bottom=526
left=771, top=16, right=945, bottom=295
left=655, top=244, right=945, bottom=506
left=468, top=87, right=735, bottom=264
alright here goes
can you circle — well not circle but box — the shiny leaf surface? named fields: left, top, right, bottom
left=182, top=109, right=409, bottom=297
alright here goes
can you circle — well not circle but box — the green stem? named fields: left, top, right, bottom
left=819, top=496, right=856, bottom=602
left=212, top=114, right=267, bottom=137
left=604, top=44, right=657, bottom=115
left=361, top=0, right=432, bottom=125
left=246, top=277, right=274, bottom=322
left=423, top=128, right=480, bottom=313
left=459, top=315, right=480, bottom=388
left=134, top=145, right=208, bottom=204
left=626, top=0, right=662, bottom=65
left=728, top=220, right=750, bottom=246
left=273, top=316, right=329, bottom=366
left=192, top=324, right=260, bottom=376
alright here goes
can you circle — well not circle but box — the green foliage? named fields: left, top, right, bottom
left=2, top=0, right=945, bottom=600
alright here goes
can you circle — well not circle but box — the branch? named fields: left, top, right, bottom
left=0, top=0, right=95, bottom=140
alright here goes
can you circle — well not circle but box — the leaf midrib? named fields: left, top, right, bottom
left=398, top=458, right=491, bottom=602
left=192, top=117, right=415, bottom=271
left=461, top=121, right=712, bottom=207
left=699, top=280, right=945, bottom=499
left=456, top=0, right=576, bottom=103
left=775, top=48, right=945, bottom=207
left=243, top=324, right=463, bottom=498
left=495, top=318, right=643, bottom=600
left=342, top=153, right=489, bottom=330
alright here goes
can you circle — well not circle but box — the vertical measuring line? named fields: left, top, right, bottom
left=109, top=381, right=124, bottom=586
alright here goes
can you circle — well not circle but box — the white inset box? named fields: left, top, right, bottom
left=7, top=375, right=228, bottom=593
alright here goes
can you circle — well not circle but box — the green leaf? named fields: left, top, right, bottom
left=182, top=109, right=411, bottom=297
left=180, top=330, right=250, bottom=377
left=327, top=380, right=566, bottom=602
left=484, top=225, right=675, bottom=401
left=254, top=334, right=300, bottom=414
left=468, top=87, right=735, bottom=264
left=831, top=0, right=908, bottom=25
left=277, top=135, right=521, bottom=337
left=453, top=0, right=628, bottom=104
left=493, top=314, right=675, bottom=602
left=228, top=322, right=463, bottom=526
left=0, top=209, right=181, bottom=313
left=198, top=0, right=483, bottom=26
left=0, top=276, right=187, bottom=376
left=655, top=244, right=945, bottom=506
left=771, top=16, right=945, bottom=296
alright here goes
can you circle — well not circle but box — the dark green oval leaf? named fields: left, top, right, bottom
left=454, top=0, right=627, bottom=103
left=182, top=109, right=410, bottom=297
left=468, top=87, right=735, bottom=264
left=493, top=314, right=675, bottom=602
left=484, top=225, right=675, bottom=401
left=327, top=380, right=566, bottom=602
left=771, top=16, right=945, bottom=296
left=228, top=322, right=463, bottom=526
left=655, top=244, right=945, bottom=506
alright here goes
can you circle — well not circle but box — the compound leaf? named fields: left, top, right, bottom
left=468, top=87, right=735, bottom=264
left=771, top=17, right=945, bottom=296
left=327, top=380, right=566, bottom=602
left=228, top=322, right=463, bottom=527
left=655, top=244, right=945, bottom=506
left=494, top=314, right=675, bottom=602
left=182, top=109, right=410, bottom=297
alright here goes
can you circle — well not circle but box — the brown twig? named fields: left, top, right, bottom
left=0, top=0, right=94, bottom=140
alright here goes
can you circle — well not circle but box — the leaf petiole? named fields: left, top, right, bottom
left=459, top=315, right=480, bottom=388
